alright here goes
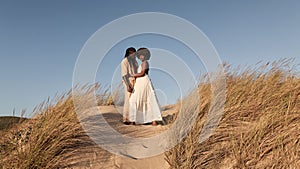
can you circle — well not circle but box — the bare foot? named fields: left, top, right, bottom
left=152, top=121, right=157, bottom=126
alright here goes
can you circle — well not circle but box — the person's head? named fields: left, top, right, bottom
left=124, top=47, right=136, bottom=58
left=136, top=47, right=151, bottom=61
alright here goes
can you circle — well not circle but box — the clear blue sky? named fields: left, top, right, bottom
left=1, top=0, right=300, bottom=116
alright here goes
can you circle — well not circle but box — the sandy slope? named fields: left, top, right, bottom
left=63, top=105, right=176, bottom=169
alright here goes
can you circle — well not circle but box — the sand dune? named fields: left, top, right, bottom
left=61, top=105, right=176, bottom=168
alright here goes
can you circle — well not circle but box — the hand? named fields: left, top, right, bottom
left=127, top=86, right=133, bottom=93
left=130, top=74, right=135, bottom=78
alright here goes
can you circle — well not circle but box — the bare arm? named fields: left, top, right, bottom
left=132, top=61, right=149, bottom=78
left=122, top=75, right=133, bottom=92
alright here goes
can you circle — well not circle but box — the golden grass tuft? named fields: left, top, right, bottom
left=0, top=84, right=112, bottom=168
left=166, top=59, right=300, bottom=168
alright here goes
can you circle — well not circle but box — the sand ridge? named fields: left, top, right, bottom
left=63, top=105, right=176, bottom=169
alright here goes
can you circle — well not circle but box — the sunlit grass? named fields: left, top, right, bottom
left=0, top=84, right=115, bottom=168
left=166, top=59, right=300, bottom=168
left=0, top=59, right=299, bottom=168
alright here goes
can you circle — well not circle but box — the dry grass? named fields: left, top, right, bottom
left=0, top=116, right=27, bottom=131
left=1, top=59, right=299, bottom=168
left=0, top=84, right=112, bottom=168
left=96, top=83, right=123, bottom=106
left=166, top=59, right=300, bottom=168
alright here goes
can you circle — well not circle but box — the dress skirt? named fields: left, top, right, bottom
left=129, top=75, right=163, bottom=124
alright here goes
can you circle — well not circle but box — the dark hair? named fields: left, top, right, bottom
left=124, top=47, right=136, bottom=58
left=136, top=47, right=151, bottom=60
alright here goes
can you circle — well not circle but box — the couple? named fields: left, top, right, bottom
left=121, top=47, right=162, bottom=126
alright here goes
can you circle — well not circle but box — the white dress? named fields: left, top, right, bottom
left=129, top=65, right=163, bottom=124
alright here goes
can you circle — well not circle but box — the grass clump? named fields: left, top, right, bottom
left=166, top=59, right=300, bottom=168
left=0, top=84, right=110, bottom=168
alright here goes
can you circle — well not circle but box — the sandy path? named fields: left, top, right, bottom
left=63, top=105, right=176, bottom=169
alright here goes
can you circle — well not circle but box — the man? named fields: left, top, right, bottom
left=121, top=47, right=138, bottom=124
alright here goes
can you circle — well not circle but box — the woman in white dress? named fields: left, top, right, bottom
left=129, top=48, right=163, bottom=126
